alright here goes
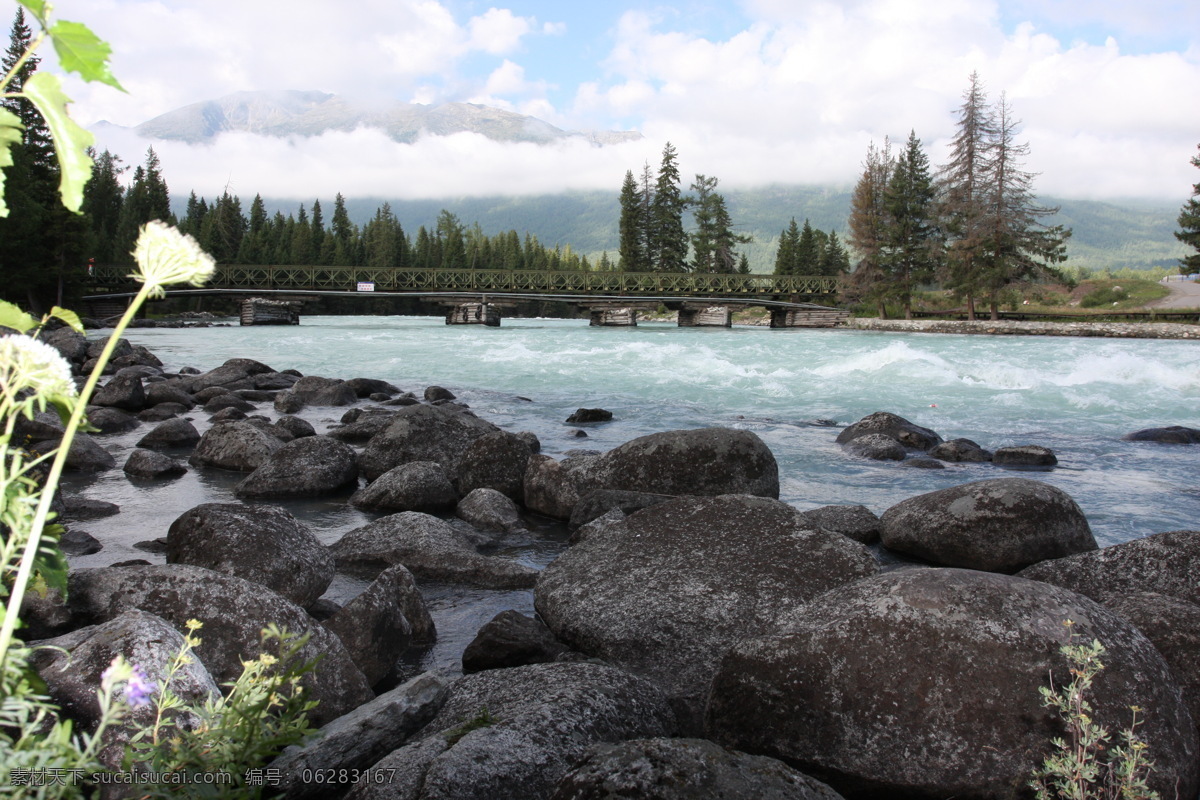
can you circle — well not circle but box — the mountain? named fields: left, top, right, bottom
left=127, top=89, right=641, bottom=146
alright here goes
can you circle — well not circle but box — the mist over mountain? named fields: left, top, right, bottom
left=106, top=89, right=642, bottom=146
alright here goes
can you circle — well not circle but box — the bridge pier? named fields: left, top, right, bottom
left=770, top=308, right=851, bottom=328
left=445, top=302, right=500, bottom=326
left=678, top=304, right=732, bottom=327
left=581, top=302, right=658, bottom=327
left=241, top=297, right=301, bottom=325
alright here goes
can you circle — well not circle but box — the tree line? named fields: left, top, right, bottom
left=846, top=73, right=1070, bottom=320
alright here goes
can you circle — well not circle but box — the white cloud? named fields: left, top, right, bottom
left=467, top=8, right=534, bottom=55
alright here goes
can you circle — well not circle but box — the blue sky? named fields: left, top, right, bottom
left=43, top=0, right=1200, bottom=201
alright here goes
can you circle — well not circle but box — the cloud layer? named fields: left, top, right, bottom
left=64, top=0, right=1200, bottom=201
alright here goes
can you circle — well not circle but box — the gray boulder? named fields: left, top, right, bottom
left=880, top=477, right=1096, bottom=572
left=552, top=738, right=845, bottom=800
left=42, top=326, right=89, bottom=365
left=350, top=461, right=457, bottom=513
left=186, top=363, right=255, bottom=393
left=329, top=409, right=397, bottom=443
left=565, top=408, right=613, bottom=424
left=235, top=435, right=360, bottom=499
left=92, top=373, right=146, bottom=411
left=274, top=415, right=317, bottom=439
left=705, top=568, right=1199, bottom=800
left=359, top=403, right=501, bottom=480
left=842, top=432, right=904, bottom=461
left=1124, top=425, right=1200, bottom=444
left=331, top=512, right=538, bottom=589
left=203, top=394, right=256, bottom=414
left=423, top=385, right=455, bottom=402
left=993, top=444, right=1058, bottom=467
left=85, top=406, right=140, bottom=434
left=1018, top=530, right=1200, bottom=606
left=535, top=495, right=877, bottom=730
left=275, top=375, right=358, bottom=410
left=455, top=431, right=534, bottom=501
left=137, top=417, right=201, bottom=450
left=345, top=662, right=676, bottom=800
left=67, top=564, right=373, bottom=725
left=523, top=452, right=604, bottom=520
left=346, top=377, right=402, bottom=398
left=928, top=437, right=992, bottom=462
left=144, top=380, right=196, bottom=409
left=30, top=433, right=115, bottom=472
left=457, top=488, right=523, bottom=534
left=189, top=420, right=282, bottom=471
left=462, top=611, right=569, bottom=674
left=124, top=448, right=187, bottom=479
left=835, top=411, right=942, bottom=451
left=62, top=496, right=119, bottom=520
left=568, top=489, right=674, bottom=531
left=796, top=504, right=882, bottom=546
left=167, top=503, right=334, bottom=608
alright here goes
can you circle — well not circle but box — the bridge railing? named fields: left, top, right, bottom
left=88, top=264, right=840, bottom=297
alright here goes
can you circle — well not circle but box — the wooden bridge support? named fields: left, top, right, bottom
left=588, top=308, right=637, bottom=327
left=445, top=303, right=501, bottom=326
left=770, top=308, right=851, bottom=328
left=678, top=305, right=732, bottom=327
left=240, top=298, right=300, bottom=325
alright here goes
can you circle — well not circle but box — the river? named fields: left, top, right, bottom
left=62, top=315, right=1200, bottom=677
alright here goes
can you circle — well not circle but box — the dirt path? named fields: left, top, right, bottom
left=1147, top=279, right=1200, bottom=309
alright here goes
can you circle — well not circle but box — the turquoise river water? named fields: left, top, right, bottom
left=63, top=315, right=1200, bottom=674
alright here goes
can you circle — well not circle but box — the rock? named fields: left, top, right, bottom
left=835, top=411, right=943, bottom=451
left=30, top=433, right=115, bottom=472
left=523, top=452, right=604, bottom=520
left=136, top=417, right=201, bottom=450
left=843, top=432, right=905, bottom=461
left=92, top=373, right=146, bottom=411
left=1018, top=530, right=1200, bottom=606
left=123, top=448, right=188, bottom=479
left=62, top=496, right=119, bottom=520
left=233, top=389, right=278, bottom=402
left=345, top=662, right=676, bottom=800
left=189, top=420, right=282, bottom=471
left=567, top=489, right=674, bottom=531
left=67, top=564, right=373, bottom=725
left=186, top=363, right=254, bottom=393
left=274, top=415, right=317, bottom=439
left=144, top=381, right=196, bottom=409
left=138, top=402, right=188, bottom=421
left=455, top=431, right=534, bottom=501
left=211, top=407, right=248, bottom=422
left=424, top=385, right=456, bottom=402
left=114, top=364, right=163, bottom=381
left=194, top=386, right=237, bottom=403
left=928, top=437, right=992, bottom=462
left=331, top=512, right=538, bottom=589
left=457, top=488, right=523, bottom=534
left=203, top=394, right=256, bottom=413
left=323, top=564, right=436, bottom=684
left=269, top=673, right=450, bottom=800
left=1104, top=592, right=1200, bottom=736
left=234, top=435, right=359, bottom=499
left=359, top=403, right=500, bottom=481
left=705, top=568, right=1199, bottom=800
left=59, top=529, right=102, bottom=556
left=85, top=407, right=140, bottom=434
left=276, top=375, right=358, bottom=410
left=14, top=409, right=65, bottom=442
left=41, top=326, right=88, bottom=364
left=350, top=461, right=457, bottom=512
left=87, top=335, right=133, bottom=362
left=551, top=738, right=845, bottom=800
left=565, top=408, right=613, bottom=424
left=535, top=495, right=877, bottom=730
left=1124, top=425, right=1200, bottom=444
left=167, top=503, right=334, bottom=608
left=346, top=377, right=402, bottom=398
left=880, top=477, right=1096, bottom=573
left=254, top=371, right=301, bottom=390
left=329, top=410, right=397, bottom=443
left=462, top=611, right=569, bottom=674
left=993, top=444, right=1058, bottom=467
left=902, top=456, right=945, bottom=469
left=796, top=504, right=882, bottom=546
left=593, top=427, right=779, bottom=500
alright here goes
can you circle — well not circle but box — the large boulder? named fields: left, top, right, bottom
left=835, top=411, right=942, bottom=451
left=535, top=495, right=877, bottom=730
left=705, top=568, right=1199, bottom=800
left=842, top=433, right=904, bottom=461
left=85, top=407, right=140, bottom=434
left=1018, top=530, right=1200, bottom=606
left=592, top=427, right=779, bottom=499
left=144, top=380, right=196, bottom=409
left=552, top=738, right=845, bottom=800
left=123, top=448, right=187, bottom=479
left=275, top=375, right=358, bottom=410
left=457, top=488, right=523, bottom=534
left=796, top=504, right=881, bottom=546
left=166, top=503, right=334, bottom=608
left=66, top=564, right=373, bottom=725
left=189, top=420, right=282, bottom=471
left=136, top=417, right=200, bottom=450
left=234, top=435, right=359, bottom=499
left=462, top=611, right=569, bottom=674
left=1124, top=425, right=1200, bottom=444
left=91, top=373, right=146, bottom=411
left=993, top=444, right=1058, bottom=467
left=928, top=437, right=992, bottom=462
left=350, top=461, right=458, bottom=513
left=359, top=403, right=500, bottom=481
left=328, top=409, right=397, bottom=443
left=568, top=489, right=674, bottom=531
left=331, top=512, right=538, bottom=589
left=455, top=431, right=534, bottom=501
left=345, top=662, right=677, bottom=800
left=30, top=433, right=115, bottom=472
left=523, top=453, right=604, bottom=520
left=880, top=477, right=1097, bottom=572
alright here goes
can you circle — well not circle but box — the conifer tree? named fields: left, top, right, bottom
left=81, top=149, right=126, bottom=264
left=330, top=193, right=357, bottom=266
left=1175, top=143, right=1200, bottom=274
left=647, top=142, right=689, bottom=272
left=795, top=219, right=820, bottom=274
left=819, top=231, right=851, bottom=275
left=688, top=175, right=747, bottom=273
left=290, top=205, right=313, bottom=264
left=617, top=169, right=647, bottom=271
left=774, top=218, right=800, bottom=275
left=846, top=138, right=894, bottom=317
left=882, top=130, right=939, bottom=319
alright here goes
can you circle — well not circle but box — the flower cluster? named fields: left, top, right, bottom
left=130, top=221, right=217, bottom=298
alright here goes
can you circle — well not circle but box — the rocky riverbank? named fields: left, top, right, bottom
left=849, top=316, right=1200, bottom=338
left=17, top=325, right=1200, bottom=799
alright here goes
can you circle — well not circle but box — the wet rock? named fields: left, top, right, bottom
left=568, top=489, right=674, bottom=531
left=137, top=417, right=201, bottom=450
left=523, top=452, right=604, bottom=520
left=350, top=461, right=457, bottom=513
left=138, top=402, right=188, bottom=421
left=424, top=385, right=455, bottom=402
left=190, top=420, right=282, bottom=471
left=235, top=435, right=359, bottom=499
left=167, top=503, right=334, bottom=608
left=211, top=406, right=248, bottom=422
left=457, top=488, right=523, bottom=534
left=62, top=496, right=119, bottom=520
left=42, top=326, right=89, bottom=365
left=346, top=662, right=676, bottom=800
left=276, top=376, right=358, bottom=410
left=92, top=373, right=146, bottom=411
left=462, top=611, right=569, bottom=674
left=796, top=504, right=882, bottom=546
left=536, top=495, right=877, bottom=730
left=359, top=403, right=500, bottom=481
left=124, top=448, right=187, bottom=479
left=1124, top=425, right=1200, bottom=444
left=565, top=408, right=613, bottom=424
left=843, top=433, right=905, bottom=461
left=929, top=437, right=992, bottom=462
left=902, top=456, right=945, bottom=469
left=30, top=433, right=115, bottom=472
left=329, top=409, right=397, bottom=443
left=204, top=394, right=256, bottom=413
left=14, top=409, right=65, bottom=442
left=144, top=381, right=196, bottom=409
left=274, top=415, right=317, bottom=439
left=331, top=511, right=538, bottom=589
left=705, top=568, right=1199, bottom=800
left=85, top=407, right=140, bottom=434
left=1018, top=530, right=1200, bottom=606
left=835, top=411, right=943, bottom=451
left=880, top=477, right=1096, bottom=573
left=347, top=377, right=402, bottom=398
left=552, top=738, right=845, bottom=800
left=455, top=431, right=534, bottom=501
left=67, top=564, right=372, bottom=725
left=59, top=529, right=102, bottom=556
left=993, top=444, right=1058, bottom=467
left=187, top=363, right=255, bottom=393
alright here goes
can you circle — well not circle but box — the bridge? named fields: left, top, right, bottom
left=83, top=264, right=847, bottom=328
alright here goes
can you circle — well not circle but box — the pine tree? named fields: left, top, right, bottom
left=330, top=193, right=356, bottom=266
left=881, top=130, right=939, bottom=319
left=774, top=218, right=800, bottom=275
left=647, top=142, right=689, bottom=272
left=81, top=149, right=126, bottom=264
left=1176, top=143, right=1200, bottom=275
left=795, top=219, right=820, bottom=275
left=200, top=191, right=245, bottom=263
left=819, top=231, right=851, bottom=275
left=617, top=169, right=647, bottom=271
left=846, top=139, right=894, bottom=317
left=237, top=194, right=268, bottom=264
left=690, top=175, right=748, bottom=273
left=436, top=209, right=465, bottom=269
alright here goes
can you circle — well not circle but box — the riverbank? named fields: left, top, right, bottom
left=848, top=317, right=1200, bottom=339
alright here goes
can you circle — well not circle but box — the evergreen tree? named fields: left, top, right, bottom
left=818, top=230, right=851, bottom=275
left=364, top=202, right=406, bottom=268
left=200, top=191, right=246, bottom=263
left=237, top=194, right=268, bottom=264
left=795, top=219, right=820, bottom=275
left=329, top=193, right=356, bottom=266
left=179, top=191, right=206, bottom=238
left=881, top=130, right=939, bottom=319
left=690, top=175, right=748, bottom=273
left=500, top=229, right=522, bottom=270
left=142, top=147, right=170, bottom=221
left=647, top=142, right=689, bottom=272
left=1175, top=143, right=1200, bottom=274
left=436, top=209, right=465, bottom=269
left=736, top=253, right=751, bottom=274
left=774, top=218, right=800, bottom=275
left=81, top=149, right=126, bottom=264
left=617, top=169, right=647, bottom=271
left=114, top=149, right=174, bottom=263
left=846, top=139, right=894, bottom=317
left=290, top=205, right=313, bottom=264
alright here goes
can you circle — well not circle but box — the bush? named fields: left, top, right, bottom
left=1080, top=286, right=1130, bottom=308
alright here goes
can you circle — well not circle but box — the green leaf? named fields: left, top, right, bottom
left=0, top=108, right=23, bottom=218
left=0, top=300, right=37, bottom=332
left=48, top=20, right=125, bottom=91
left=21, top=72, right=95, bottom=213
left=15, top=0, right=49, bottom=27
left=48, top=306, right=84, bottom=333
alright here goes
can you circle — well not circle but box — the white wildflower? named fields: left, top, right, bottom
left=0, top=334, right=77, bottom=399
left=130, top=220, right=216, bottom=297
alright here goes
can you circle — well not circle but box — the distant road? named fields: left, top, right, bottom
left=1147, top=279, right=1200, bottom=309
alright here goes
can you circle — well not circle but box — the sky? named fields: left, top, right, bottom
left=33, top=0, right=1200, bottom=203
